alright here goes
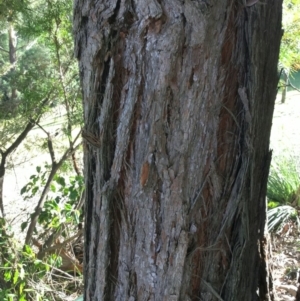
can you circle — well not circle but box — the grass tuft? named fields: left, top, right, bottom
left=267, top=154, right=300, bottom=233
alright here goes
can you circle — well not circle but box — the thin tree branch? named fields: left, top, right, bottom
left=0, top=96, right=49, bottom=217
left=4, top=119, right=37, bottom=156
left=38, top=230, right=83, bottom=255
left=278, top=83, right=300, bottom=93
left=35, top=122, right=49, bottom=136
left=24, top=131, right=82, bottom=246
left=34, top=122, right=57, bottom=163
left=0, top=46, right=9, bottom=53
left=3, top=96, right=50, bottom=156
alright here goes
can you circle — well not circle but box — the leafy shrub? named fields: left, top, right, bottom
left=21, top=165, right=84, bottom=238
left=0, top=221, right=83, bottom=300
left=267, top=154, right=300, bottom=232
left=0, top=218, right=50, bottom=301
left=0, top=165, right=84, bottom=300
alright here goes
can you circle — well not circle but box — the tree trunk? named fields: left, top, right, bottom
left=73, top=1, right=282, bottom=300
left=281, top=69, right=289, bottom=104
left=8, top=24, right=17, bottom=100
left=0, top=153, right=7, bottom=217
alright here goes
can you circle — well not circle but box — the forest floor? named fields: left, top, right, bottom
left=270, top=91, right=300, bottom=301
left=270, top=91, right=300, bottom=156
left=272, top=232, right=300, bottom=301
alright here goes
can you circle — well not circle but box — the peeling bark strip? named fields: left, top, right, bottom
left=74, top=1, right=282, bottom=300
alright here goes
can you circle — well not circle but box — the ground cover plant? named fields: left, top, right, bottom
left=267, top=154, right=300, bottom=233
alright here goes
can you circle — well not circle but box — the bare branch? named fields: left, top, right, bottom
left=39, top=230, right=83, bottom=255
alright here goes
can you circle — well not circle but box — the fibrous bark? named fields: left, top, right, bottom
left=73, top=1, right=282, bottom=300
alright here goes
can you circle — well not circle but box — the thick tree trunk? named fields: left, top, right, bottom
left=73, top=1, right=282, bottom=300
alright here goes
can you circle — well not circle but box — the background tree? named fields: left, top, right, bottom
left=0, top=0, right=82, bottom=218
left=0, top=0, right=85, bottom=299
left=279, top=0, right=300, bottom=102
left=74, top=0, right=282, bottom=300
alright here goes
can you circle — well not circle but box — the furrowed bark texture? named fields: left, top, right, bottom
left=73, top=0, right=282, bottom=300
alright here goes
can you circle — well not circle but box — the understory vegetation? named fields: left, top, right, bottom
left=267, top=154, right=300, bottom=234
left=0, top=0, right=84, bottom=300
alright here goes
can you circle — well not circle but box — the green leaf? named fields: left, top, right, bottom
left=34, top=259, right=43, bottom=265
left=50, top=183, right=56, bottom=192
left=69, top=189, right=79, bottom=201
left=74, top=210, right=80, bottom=224
left=20, top=221, right=28, bottom=232
left=31, top=186, right=39, bottom=195
left=55, top=176, right=66, bottom=186
left=64, top=203, right=72, bottom=211
left=4, top=270, right=12, bottom=281
left=13, top=269, right=19, bottom=284
left=23, top=244, right=34, bottom=257
left=20, top=185, right=28, bottom=195
left=19, top=293, right=26, bottom=301
left=267, top=201, right=280, bottom=209
left=36, top=166, right=41, bottom=173
left=49, top=216, right=60, bottom=228
left=19, top=281, right=25, bottom=294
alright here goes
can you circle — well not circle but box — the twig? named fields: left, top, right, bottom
left=35, top=122, right=57, bottom=163
left=35, top=122, right=49, bottom=136
left=39, top=230, right=83, bottom=254
left=0, top=46, right=9, bottom=53
left=278, top=83, right=300, bottom=93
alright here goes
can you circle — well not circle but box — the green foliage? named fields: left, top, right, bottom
left=0, top=219, right=50, bottom=301
left=21, top=165, right=84, bottom=235
left=1, top=165, right=84, bottom=300
left=279, top=0, right=300, bottom=75
left=38, top=175, right=83, bottom=230
left=0, top=0, right=82, bottom=147
left=267, top=155, right=300, bottom=232
left=0, top=0, right=83, bottom=299
left=0, top=217, right=83, bottom=301
left=0, top=0, right=29, bottom=23
left=20, top=166, right=47, bottom=199
left=267, top=155, right=300, bottom=206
